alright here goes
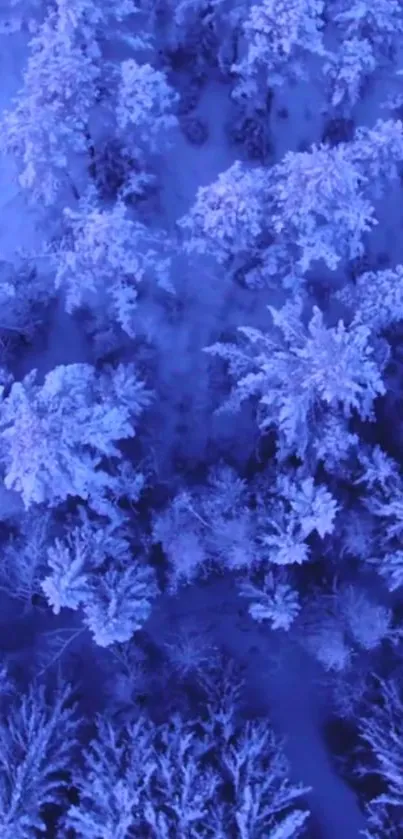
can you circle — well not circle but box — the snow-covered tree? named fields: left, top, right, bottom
left=371, top=551, right=403, bottom=592
left=152, top=492, right=208, bottom=591
left=42, top=524, right=98, bottom=616
left=277, top=472, right=339, bottom=539
left=300, top=574, right=397, bottom=672
left=116, top=59, right=179, bottom=153
left=365, top=481, right=403, bottom=543
left=354, top=445, right=401, bottom=494
left=0, top=0, right=141, bottom=203
left=356, top=450, right=403, bottom=585
left=337, top=264, right=403, bottom=333
left=221, top=720, right=310, bottom=837
left=259, top=514, right=311, bottom=566
left=0, top=363, right=151, bottom=508
left=171, top=0, right=246, bottom=75
left=197, top=122, right=403, bottom=281
left=323, top=1, right=403, bottom=111
left=232, top=0, right=326, bottom=102
left=42, top=517, right=158, bottom=645
left=311, top=414, right=359, bottom=475
left=164, top=617, right=220, bottom=679
left=358, top=678, right=403, bottom=838
left=178, top=137, right=382, bottom=281
left=83, top=563, right=158, bottom=647
left=178, top=160, right=268, bottom=267
left=163, top=0, right=217, bottom=32
left=55, top=0, right=136, bottom=27
left=55, top=195, right=172, bottom=336
left=0, top=271, right=54, bottom=349
left=323, top=37, right=376, bottom=110
left=348, top=119, right=403, bottom=195
left=65, top=715, right=157, bottom=838
left=250, top=466, right=338, bottom=566
left=66, top=708, right=310, bottom=836
left=206, top=302, right=385, bottom=457
left=337, top=585, right=393, bottom=651
left=0, top=3, right=101, bottom=204
left=332, top=0, right=403, bottom=57
left=0, top=682, right=79, bottom=837
left=302, top=617, right=353, bottom=671
left=0, top=510, right=51, bottom=607
left=195, top=464, right=256, bottom=571
left=153, top=465, right=255, bottom=590
left=353, top=449, right=403, bottom=591
left=270, top=142, right=376, bottom=271
left=239, top=571, right=301, bottom=630
left=87, top=460, right=145, bottom=525
left=267, top=811, right=314, bottom=839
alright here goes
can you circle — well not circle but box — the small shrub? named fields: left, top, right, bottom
left=93, top=140, right=158, bottom=211
left=348, top=251, right=374, bottom=282
left=177, top=78, right=203, bottom=115
left=92, top=139, right=135, bottom=201
left=226, top=109, right=272, bottom=162
left=376, top=251, right=390, bottom=269
left=165, top=44, right=198, bottom=73
left=234, top=257, right=264, bottom=289
left=184, top=20, right=220, bottom=71
left=322, top=118, right=355, bottom=147
left=180, top=115, right=209, bottom=145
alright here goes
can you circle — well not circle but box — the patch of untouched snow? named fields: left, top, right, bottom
left=142, top=78, right=290, bottom=474
left=134, top=265, right=266, bottom=474
left=131, top=79, right=266, bottom=472
left=0, top=187, right=46, bottom=270
left=261, top=641, right=367, bottom=839
left=16, top=297, right=90, bottom=381
left=133, top=236, right=281, bottom=475
left=159, top=80, right=236, bottom=223
left=271, top=72, right=327, bottom=160
left=0, top=31, right=29, bottom=106
left=0, top=483, right=24, bottom=521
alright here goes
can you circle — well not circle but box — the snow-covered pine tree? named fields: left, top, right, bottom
left=0, top=682, right=79, bottom=837
left=0, top=363, right=151, bottom=508
left=0, top=1, right=102, bottom=204
left=117, top=59, right=179, bottom=153
left=270, top=141, right=376, bottom=271
left=206, top=301, right=385, bottom=457
left=178, top=160, right=269, bottom=267
left=66, top=708, right=310, bottom=835
left=232, top=0, right=326, bottom=103
left=55, top=193, right=172, bottom=336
